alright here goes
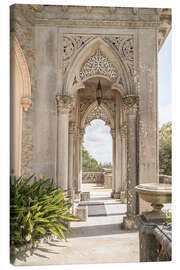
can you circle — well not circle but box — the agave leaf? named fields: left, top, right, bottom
left=48, top=226, right=60, bottom=239
left=33, top=217, right=49, bottom=223
left=36, top=226, right=46, bottom=235
left=55, top=225, right=67, bottom=241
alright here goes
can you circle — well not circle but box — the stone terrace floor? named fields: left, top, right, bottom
left=14, top=185, right=140, bottom=266
left=14, top=184, right=171, bottom=266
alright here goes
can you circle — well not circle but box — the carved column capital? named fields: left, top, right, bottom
left=56, top=95, right=73, bottom=114
left=120, top=123, right=127, bottom=138
left=21, top=97, right=32, bottom=111
left=110, top=128, right=116, bottom=139
left=122, top=95, right=139, bottom=114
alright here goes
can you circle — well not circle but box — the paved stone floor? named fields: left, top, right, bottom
left=14, top=185, right=140, bottom=266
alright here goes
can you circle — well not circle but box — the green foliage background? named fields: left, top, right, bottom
left=82, top=146, right=112, bottom=172
left=82, top=121, right=172, bottom=176
left=159, top=121, right=172, bottom=175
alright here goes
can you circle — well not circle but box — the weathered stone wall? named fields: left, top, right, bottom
left=10, top=5, right=35, bottom=176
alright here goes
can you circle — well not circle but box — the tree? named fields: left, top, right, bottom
left=82, top=146, right=112, bottom=172
left=159, top=121, right=172, bottom=176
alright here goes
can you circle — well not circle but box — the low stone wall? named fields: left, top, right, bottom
left=82, top=172, right=104, bottom=184
left=159, top=175, right=172, bottom=184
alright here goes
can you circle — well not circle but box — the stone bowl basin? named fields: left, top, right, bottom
left=135, top=183, right=172, bottom=205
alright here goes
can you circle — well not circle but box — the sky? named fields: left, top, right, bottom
left=83, top=32, right=172, bottom=164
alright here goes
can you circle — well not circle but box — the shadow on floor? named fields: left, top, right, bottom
left=68, top=223, right=136, bottom=238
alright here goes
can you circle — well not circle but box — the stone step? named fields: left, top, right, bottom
left=79, top=201, right=126, bottom=216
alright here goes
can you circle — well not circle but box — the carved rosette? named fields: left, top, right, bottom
left=56, top=95, right=73, bottom=114
left=79, top=49, right=118, bottom=82
left=122, top=95, right=139, bottom=114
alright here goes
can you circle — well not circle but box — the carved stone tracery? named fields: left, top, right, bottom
left=104, top=36, right=134, bottom=76
left=63, top=35, right=93, bottom=73
left=85, top=105, right=111, bottom=127
left=80, top=49, right=118, bottom=82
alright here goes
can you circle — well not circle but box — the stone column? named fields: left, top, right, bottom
left=114, top=128, right=122, bottom=199
left=79, top=129, right=85, bottom=194
left=122, top=95, right=139, bottom=229
left=56, top=95, right=72, bottom=190
left=111, top=129, right=116, bottom=198
left=120, top=123, right=127, bottom=201
left=68, top=122, right=75, bottom=193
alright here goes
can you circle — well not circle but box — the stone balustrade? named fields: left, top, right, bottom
left=82, top=172, right=104, bottom=184
left=135, top=215, right=171, bottom=262
left=159, top=175, right=172, bottom=184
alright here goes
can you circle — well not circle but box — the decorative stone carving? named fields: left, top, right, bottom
left=122, top=95, right=139, bottom=114
left=120, top=123, right=127, bottom=137
left=110, top=128, right=116, bottom=139
left=85, top=105, right=111, bottom=127
left=104, top=36, right=134, bottom=76
left=103, top=99, right=116, bottom=116
left=56, top=95, right=73, bottom=114
left=69, top=122, right=76, bottom=134
left=63, top=35, right=93, bottom=73
left=11, top=34, right=32, bottom=111
left=21, top=97, right=32, bottom=111
left=79, top=49, right=118, bottom=82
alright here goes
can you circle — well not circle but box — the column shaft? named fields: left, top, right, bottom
left=56, top=95, right=72, bottom=191
left=127, top=114, right=138, bottom=216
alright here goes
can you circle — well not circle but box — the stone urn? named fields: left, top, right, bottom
left=135, top=183, right=172, bottom=222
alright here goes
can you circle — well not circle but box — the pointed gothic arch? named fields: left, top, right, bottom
left=10, top=33, right=32, bottom=176
left=81, top=100, right=115, bottom=130
left=64, top=37, right=132, bottom=96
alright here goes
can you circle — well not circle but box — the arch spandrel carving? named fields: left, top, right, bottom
left=63, top=37, right=132, bottom=96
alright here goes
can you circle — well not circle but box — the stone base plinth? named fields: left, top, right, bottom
left=80, top=192, right=90, bottom=201
left=104, top=174, right=112, bottom=189
left=120, top=191, right=127, bottom=203
left=122, top=216, right=137, bottom=230
left=142, top=210, right=166, bottom=224
left=112, top=192, right=120, bottom=199
left=76, top=206, right=88, bottom=222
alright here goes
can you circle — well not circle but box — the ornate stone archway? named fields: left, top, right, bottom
left=10, top=33, right=32, bottom=177
left=21, top=6, right=171, bottom=228
left=55, top=30, right=141, bottom=222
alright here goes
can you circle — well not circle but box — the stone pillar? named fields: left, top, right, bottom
left=111, top=129, right=116, bottom=198
left=79, top=129, right=85, bottom=193
left=120, top=123, right=127, bottom=201
left=138, top=29, right=159, bottom=213
left=56, top=95, right=72, bottom=190
left=73, top=127, right=81, bottom=200
left=122, top=95, right=138, bottom=229
left=68, top=122, right=75, bottom=193
left=114, top=128, right=122, bottom=199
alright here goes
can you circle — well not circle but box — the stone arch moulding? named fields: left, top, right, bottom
left=81, top=100, right=115, bottom=130
left=11, top=33, right=32, bottom=111
left=10, top=33, right=32, bottom=177
left=64, top=37, right=132, bottom=97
